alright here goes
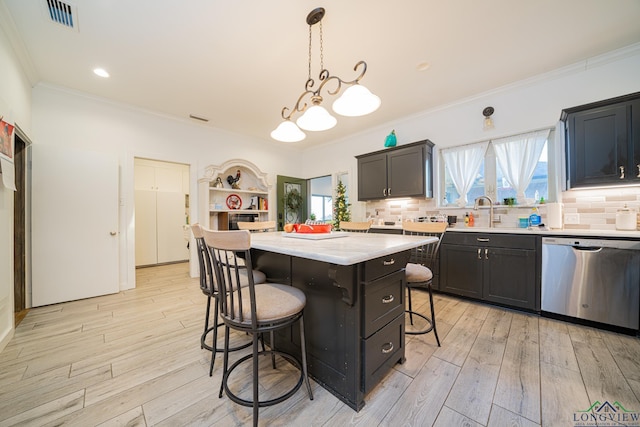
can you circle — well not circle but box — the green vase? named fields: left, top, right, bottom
left=384, top=130, right=397, bottom=147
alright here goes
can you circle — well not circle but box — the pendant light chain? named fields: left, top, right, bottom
left=319, top=20, right=324, bottom=72
left=307, top=24, right=312, bottom=82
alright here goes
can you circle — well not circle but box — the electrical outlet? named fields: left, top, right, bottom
left=564, top=213, right=580, bottom=224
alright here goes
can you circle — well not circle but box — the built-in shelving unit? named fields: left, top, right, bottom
left=198, top=159, right=272, bottom=230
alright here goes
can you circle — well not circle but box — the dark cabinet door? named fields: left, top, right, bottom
left=356, top=140, right=434, bottom=201
left=567, top=103, right=629, bottom=187
left=440, top=244, right=483, bottom=299
left=358, top=152, right=388, bottom=200
left=387, top=145, right=425, bottom=198
left=564, top=93, right=640, bottom=189
left=482, top=247, right=536, bottom=310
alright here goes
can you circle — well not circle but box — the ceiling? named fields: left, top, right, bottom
left=3, top=0, right=640, bottom=148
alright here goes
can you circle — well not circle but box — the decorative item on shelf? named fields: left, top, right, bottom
left=333, top=179, right=351, bottom=230
left=226, top=194, right=242, bottom=210
left=503, top=197, right=516, bottom=206
left=270, top=7, right=381, bottom=143
left=226, top=169, right=241, bottom=189
left=384, top=130, right=397, bottom=147
left=213, top=177, right=224, bottom=188
left=483, top=106, right=495, bottom=130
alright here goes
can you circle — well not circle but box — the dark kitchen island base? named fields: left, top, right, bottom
left=252, top=249, right=410, bottom=411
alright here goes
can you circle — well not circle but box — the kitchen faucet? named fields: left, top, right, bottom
left=474, top=196, right=495, bottom=228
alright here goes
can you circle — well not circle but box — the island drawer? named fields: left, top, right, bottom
left=362, top=314, right=404, bottom=394
left=362, top=269, right=405, bottom=338
left=363, top=250, right=410, bottom=282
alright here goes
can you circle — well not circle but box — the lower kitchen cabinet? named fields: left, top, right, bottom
left=440, top=232, right=540, bottom=311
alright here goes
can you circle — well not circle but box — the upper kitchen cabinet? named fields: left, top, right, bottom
left=356, top=140, right=434, bottom=201
left=563, top=92, right=640, bottom=189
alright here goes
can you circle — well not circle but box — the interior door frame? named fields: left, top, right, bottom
left=13, top=126, right=31, bottom=311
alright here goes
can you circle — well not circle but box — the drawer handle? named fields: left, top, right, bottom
left=476, top=238, right=490, bottom=242
left=381, top=342, right=394, bottom=354
left=383, top=259, right=395, bottom=266
left=381, top=295, right=394, bottom=304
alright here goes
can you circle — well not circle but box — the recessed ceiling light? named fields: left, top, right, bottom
left=416, top=61, right=431, bottom=71
left=93, top=68, right=110, bottom=78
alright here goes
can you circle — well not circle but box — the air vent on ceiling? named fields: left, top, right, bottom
left=45, top=0, right=77, bottom=30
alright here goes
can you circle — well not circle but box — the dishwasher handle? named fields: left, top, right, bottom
left=573, top=246, right=603, bottom=253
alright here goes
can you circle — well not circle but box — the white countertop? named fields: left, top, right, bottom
left=371, top=224, right=640, bottom=239
left=250, top=232, right=436, bottom=265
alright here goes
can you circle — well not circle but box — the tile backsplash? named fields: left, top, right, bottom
left=364, top=186, right=640, bottom=231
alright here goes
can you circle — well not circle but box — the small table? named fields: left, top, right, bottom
left=250, top=232, right=436, bottom=411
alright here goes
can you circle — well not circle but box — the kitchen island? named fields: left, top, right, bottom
left=249, top=232, right=436, bottom=411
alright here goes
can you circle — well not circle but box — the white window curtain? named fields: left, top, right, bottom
left=442, top=141, right=489, bottom=207
left=493, top=129, right=550, bottom=204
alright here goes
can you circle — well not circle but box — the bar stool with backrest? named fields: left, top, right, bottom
left=202, top=229, right=313, bottom=427
left=402, top=221, right=447, bottom=345
left=191, top=224, right=266, bottom=376
left=339, top=221, right=371, bottom=232
left=237, top=220, right=277, bottom=232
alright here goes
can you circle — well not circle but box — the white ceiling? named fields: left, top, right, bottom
left=3, top=0, right=640, bottom=148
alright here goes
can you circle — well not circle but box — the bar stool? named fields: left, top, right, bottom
left=237, top=220, right=276, bottom=232
left=402, top=221, right=447, bottom=345
left=191, top=224, right=266, bottom=376
left=339, top=221, right=371, bottom=232
left=203, top=229, right=313, bottom=427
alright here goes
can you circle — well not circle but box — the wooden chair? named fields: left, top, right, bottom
left=190, top=224, right=266, bottom=376
left=339, top=221, right=371, bottom=232
left=203, top=229, right=313, bottom=427
left=402, top=221, right=447, bottom=345
left=237, top=220, right=276, bottom=232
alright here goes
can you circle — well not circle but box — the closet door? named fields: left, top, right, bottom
left=134, top=190, right=158, bottom=266
left=157, top=191, right=188, bottom=263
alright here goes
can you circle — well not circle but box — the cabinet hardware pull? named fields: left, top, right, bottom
left=110, top=231, right=117, bottom=236
left=382, top=295, right=394, bottom=304
left=383, top=259, right=395, bottom=266
left=477, top=248, right=482, bottom=259
left=388, top=188, right=391, bottom=196
left=381, top=342, right=394, bottom=354
left=619, top=166, right=625, bottom=179
left=484, top=248, right=489, bottom=260
left=383, top=188, right=387, bottom=197
left=637, top=164, right=640, bottom=178
left=477, top=238, right=490, bottom=242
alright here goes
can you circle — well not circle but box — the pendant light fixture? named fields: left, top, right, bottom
left=270, top=7, right=381, bottom=142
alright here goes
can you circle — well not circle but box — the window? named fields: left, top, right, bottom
left=441, top=129, right=551, bottom=207
left=311, top=194, right=332, bottom=221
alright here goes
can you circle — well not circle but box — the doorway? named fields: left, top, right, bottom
left=134, top=158, right=190, bottom=267
left=13, top=129, right=28, bottom=325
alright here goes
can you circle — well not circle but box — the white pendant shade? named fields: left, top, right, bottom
left=296, top=104, right=337, bottom=131
left=332, top=84, right=381, bottom=117
left=270, top=120, right=306, bottom=142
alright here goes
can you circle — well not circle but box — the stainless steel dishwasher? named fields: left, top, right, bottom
left=541, top=237, right=640, bottom=330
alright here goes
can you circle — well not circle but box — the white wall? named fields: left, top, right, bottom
left=31, top=84, right=301, bottom=292
left=300, top=44, right=640, bottom=219
left=0, top=15, right=33, bottom=352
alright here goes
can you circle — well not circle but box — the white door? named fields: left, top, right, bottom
left=157, top=191, right=188, bottom=263
left=134, top=190, right=158, bottom=266
left=32, top=145, right=119, bottom=306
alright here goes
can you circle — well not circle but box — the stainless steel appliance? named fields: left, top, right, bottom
left=541, top=237, right=640, bottom=330
left=228, top=213, right=258, bottom=230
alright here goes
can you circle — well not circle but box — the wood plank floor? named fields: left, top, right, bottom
left=1, top=262, right=639, bottom=426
